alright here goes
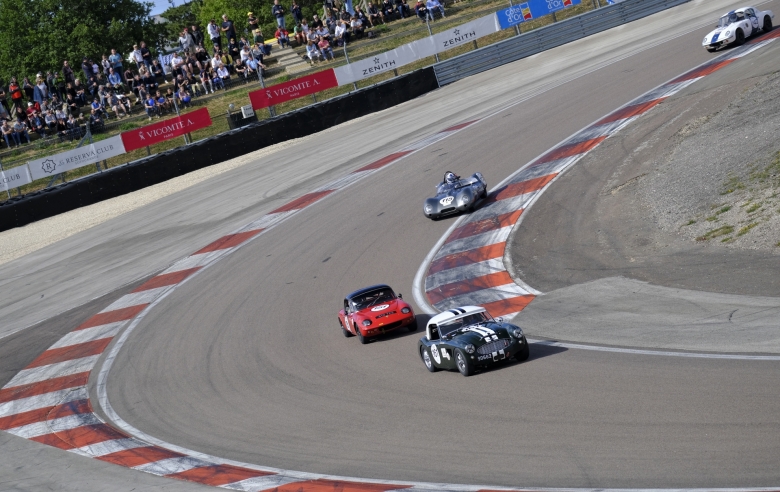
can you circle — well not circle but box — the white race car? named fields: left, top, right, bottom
left=702, top=7, right=774, bottom=52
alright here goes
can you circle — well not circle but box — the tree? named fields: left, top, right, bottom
left=0, top=0, right=166, bottom=82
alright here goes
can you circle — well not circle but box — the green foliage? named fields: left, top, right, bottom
left=0, top=0, right=165, bottom=82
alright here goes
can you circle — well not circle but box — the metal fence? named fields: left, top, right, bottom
left=433, top=0, right=691, bottom=85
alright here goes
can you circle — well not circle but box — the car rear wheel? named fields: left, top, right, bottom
left=421, top=347, right=438, bottom=372
left=735, top=29, right=745, bottom=45
left=355, top=323, right=369, bottom=344
left=764, top=16, right=773, bottom=32
left=516, top=337, right=530, bottom=362
left=340, top=319, right=353, bottom=338
left=455, top=349, right=474, bottom=377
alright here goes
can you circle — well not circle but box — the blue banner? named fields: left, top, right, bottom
left=497, top=0, right=581, bottom=30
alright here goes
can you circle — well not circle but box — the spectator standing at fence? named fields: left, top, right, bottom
left=208, top=19, right=222, bottom=49
left=221, top=15, right=237, bottom=46
left=272, top=0, right=287, bottom=29
left=291, top=1, right=303, bottom=24
left=109, top=49, right=124, bottom=74
left=426, top=0, right=444, bottom=18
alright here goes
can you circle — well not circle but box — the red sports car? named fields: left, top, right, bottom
left=339, top=284, right=417, bottom=344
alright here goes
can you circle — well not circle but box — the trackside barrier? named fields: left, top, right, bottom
left=433, top=0, right=692, bottom=85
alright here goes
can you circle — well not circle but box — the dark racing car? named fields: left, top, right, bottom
left=418, top=306, right=529, bottom=376
left=423, top=171, right=487, bottom=219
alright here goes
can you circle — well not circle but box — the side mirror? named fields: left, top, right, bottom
left=496, top=317, right=504, bottom=323
left=398, top=293, right=403, bottom=299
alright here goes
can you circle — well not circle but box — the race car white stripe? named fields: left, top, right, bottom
left=0, top=387, right=88, bottom=418
left=48, top=322, right=125, bottom=350
left=6, top=355, right=101, bottom=388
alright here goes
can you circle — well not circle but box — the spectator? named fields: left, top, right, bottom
left=191, top=25, right=204, bottom=47
left=0, top=101, right=9, bottom=121
left=34, top=76, right=48, bottom=105
left=291, top=1, right=303, bottom=23
left=382, top=0, right=396, bottom=20
left=318, top=36, right=335, bottom=61
left=22, top=77, right=34, bottom=101
left=315, top=25, right=330, bottom=41
left=211, top=52, right=222, bottom=71
left=195, top=44, right=210, bottom=65
left=155, top=90, right=169, bottom=113
left=306, top=40, right=323, bottom=62
left=73, top=79, right=87, bottom=105
left=62, top=60, right=75, bottom=85
left=323, top=0, right=337, bottom=18
left=293, top=23, right=306, bottom=46
left=355, top=7, right=370, bottom=27
left=45, top=110, right=57, bottom=131
left=246, top=55, right=265, bottom=78
left=199, top=69, right=215, bottom=94
left=109, top=48, right=123, bottom=74
left=325, top=12, right=338, bottom=32
left=170, top=52, right=185, bottom=76
left=2, top=119, right=19, bottom=148
left=65, top=93, right=79, bottom=117
left=253, top=28, right=264, bottom=45
left=334, top=20, right=350, bottom=46
left=210, top=67, right=225, bottom=90
left=123, top=66, right=134, bottom=84
left=351, top=16, right=365, bottom=37
left=240, top=45, right=253, bottom=63
left=234, top=58, right=247, bottom=80
left=101, top=55, right=111, bottom=76
left=130, top=74, right=144, bottom=100
left=86, top=76, right=99, bottom=97
left=307, top=28, right=319, bottom=44
left=275, top=27, right=290, bottom=47
left=0, top=81, right=7, bottom=112
left=228, top=37, right=241, bottom=60
left=247, top=12, right=259, bottom=33
left=395, top=0, right=409, bottom=18
left=8, top=78, right=24, bottom=110
left=177, top=86, right=192, bottom=108
left=221, top=14, right=236, bottom=45
left=79, top=59, right=91, bottom=84
left=340, top=8, right=351, bottom=21
left=367, top=2, right=384, bottom=25
left=30, top=111, right=46, bottom=137
left=90, top=59, right=100, bottom=80
left=61, top=113, right=80, bottom=140
left=272, top=0, right=286, bottom=29
left=131, top=44, right=144, bottom=68
left=179, top=29, right=195, bottom=55
left=151, top=59, right=164, bottom=81
left=185, top=52, right=202, bottom=74
left=217, top=63, right=230, bottom=82
left=107, top=68, right=123, bottom=90
left=220, top=51, right=234, bottom=72
left=141, top=69, right=158, bottom=94
left=108, top=91, right=127, bottom=118
left=165, top=88, right=176, bottom=107
left=90, top=97, right=106, bottom=118
left=426, top=0, right=445, bottom=18
left=184, top=70, right=201, bottom=96
left=89, top=108, right=105, bottom=131
left=13, top=118, right=31, bottom=144
left=26, top=101, right=40, bottom=119
left=140, top=41, right=153, bottom=70
left=208, top=19, right=222, bottom=49
left=251, top=42, right=266, bottom=62
left=311, top=14, right=323, bottom=29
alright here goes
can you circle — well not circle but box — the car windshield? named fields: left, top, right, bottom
left=437, top=180, right=466, bottom=195
left=352, top=289, right=395, bottom=311
left=718, top=13, right=738, bottom=27
left=438, top=312, right=490, bottom=337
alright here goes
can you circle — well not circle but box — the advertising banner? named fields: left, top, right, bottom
left=333, top=42, right=422, bottom=86
left=1, top=165, right=33, bottom=191
left=120, top=107, right=212, bottom=152
left=249, top=70, right=339, bottom=109
left=498, top=0, right=581, bottom=29
left=29, top=135, right=126, bottom=181
left=429, top=14, right=501, bottom=52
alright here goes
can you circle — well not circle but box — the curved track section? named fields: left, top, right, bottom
left=3, top=1, right=780, bottom=490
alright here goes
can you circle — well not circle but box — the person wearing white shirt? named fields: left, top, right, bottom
left=211, top=54, right=222, bottom=71
left=170, top=53, right=184, bottom=75
left=240, top=46, right=252, bottom=62
left=334, top=20, right=350, bottom=45
left=306, top=40, right=322, bottom=61
left=207, top=19, right=221, bottom=49
left=217, top=64, right=230, bottom=81
left=132, top=45, right=144, bottom=66
left=426, top=0, right=444, bottom=17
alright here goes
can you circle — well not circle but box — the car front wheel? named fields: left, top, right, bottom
left=340, top=319, right=353, bottom=338
left=735, top=29, right=745, bottom=45
left=421, top=347, right=438, bottom=372
left=516, top=337, right=530, bottom=362
left=355, top=323, right=369, bottom=344
left=764, top=16, right=773, bottom=32
left=455, top=349, right=474, bottom=377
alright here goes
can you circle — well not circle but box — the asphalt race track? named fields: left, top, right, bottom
left=3, top=0, right=780, bottom=489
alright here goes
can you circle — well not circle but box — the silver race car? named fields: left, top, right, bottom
left=424, top=171, right=487, bottom=220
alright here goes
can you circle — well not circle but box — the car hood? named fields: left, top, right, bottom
left=355, top=299, right=403, bottom=318
left=705, top=25, right=734, bottom=42
left=444, top=323, right=511, bottom=345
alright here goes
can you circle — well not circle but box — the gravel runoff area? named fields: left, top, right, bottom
left=642, top=70, right=780, bottom=251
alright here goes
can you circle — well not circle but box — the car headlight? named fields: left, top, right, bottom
left=401, top=307, right=410, bottom=314
left=703, top=36, right=708, bottom=43
left=465, top=344, right=475, bottom=354
left=424, top=204, right=432, bottom=213
left=512, top=328, right=523, bottom=338
left=724, top=30, right=731, bottom=37
left=362, top=319, right=372, bottom=326
left=460, top=194, right=470, bottom=204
